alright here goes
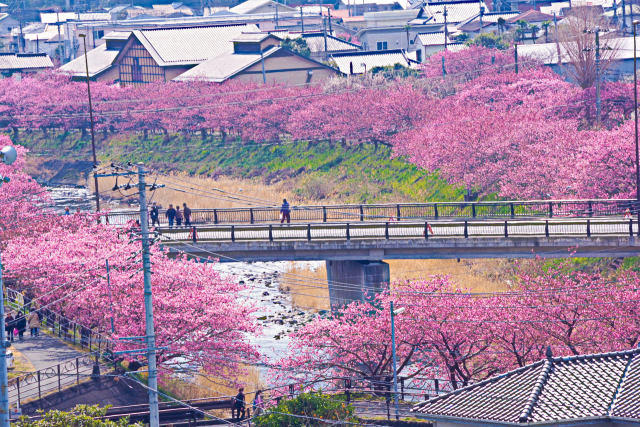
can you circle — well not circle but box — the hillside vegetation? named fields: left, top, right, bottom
left=17, top=130, right=464, bottom=204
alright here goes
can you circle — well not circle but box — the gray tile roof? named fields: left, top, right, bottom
left=0, top=53, right=53, bottom=70
left=58, top=43, right=119, bottom=77
left=413, top=348, right=640, bottom=425
left=302, top=33, right=361, bottom=53
left=132, top=23, right=260, bottom=66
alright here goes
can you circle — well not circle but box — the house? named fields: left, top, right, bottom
left=457, top=10, right=519, bottom=34
left=0, top=52, right=53, bottom=77
left=299, top=32, right=361, bottom=59
left=338, top=0, right=413, bottom=16
left=329, top=48, right=414, bottom=74
left=422, top=1, right=490, bottom=24
left=0, top=13, right=19, bottom=36
left=229, top=0, right=297, bottom=15
left=517, top=36, right=638, bottom=81
left=59, top=23, right=259, bottom=83
left=59, top=31, right=127, bottom=80
left=412, top=347, right=640, bottom=427
left=175, top=33, right=341, bottom=83
left=356, top=20, right=444, bottom=51
left=413, top=32, right=452, bottom=61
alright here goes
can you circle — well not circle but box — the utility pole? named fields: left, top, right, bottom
left=137, top=163, right=160, bottom=427
left=323, top=15, right=328, bottom=60
left=595, top=28, right=601, bottom=128
left=79, top=34, right=100, bottom=213
left=584, top=27, right=608, bottom=127
left=106, top=259, right=115, bottom=334
left=443, top=5, right=448, bottom=50
left=300, top=7, right=304, bottom=32
left=514, top=43, right=518, bottom=73
left=275, top=2, right=279, bottom=28
left=328, top=8, right=332, bottom=33
left=390, top=302, right=405, bottom=421
left=554, top=12, right=563, bottom=75
left=0, top=146, right=18, bottom=427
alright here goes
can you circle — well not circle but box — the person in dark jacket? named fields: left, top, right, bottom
left=15, top=313, right=26, bottom=340
left=232, top=387, right=246, bottom=420
left=5, top=313, right=13, bottom=342
left=183, top=203, right=192, bottom=226
left=150, top=203, right=160, bottom=227
left=175, top=206, right=183, bottom=227
left=166, top=204, right=176, bottom=228
left=280, top=199, right=291, bottom=224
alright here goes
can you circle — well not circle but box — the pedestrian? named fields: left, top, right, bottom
left=175, top=206, right=183, bottom=227
left=5, top=313, right=13, bottom=342
left=28, top=311, right=40, bottom=337
left=15, top=313, right=26, bottom=341
left=232, top=387, right=246, bottom=420
left=252, top=389, right=264, bottom=417
left=280, top=199, right=291, bottom=224
left=183, top=203, right=192, bottom=226
left=64, top=206, right=70, bottom=215
left=166, top=204, right=176, bottom=228
left=150, top=202, right=160, bottom=227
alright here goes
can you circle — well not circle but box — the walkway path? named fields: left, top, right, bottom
left=11, top=334, right=84, bottom=371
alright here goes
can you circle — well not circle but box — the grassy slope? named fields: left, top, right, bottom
left=16, top=131, right=464, bottom=203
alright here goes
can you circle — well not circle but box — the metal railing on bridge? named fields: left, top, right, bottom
left=102, top=199, right=639, bottom=226
left=157, top=218, right=640, bottom=244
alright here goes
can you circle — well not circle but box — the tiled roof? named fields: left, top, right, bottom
left=424, top=1, right=488, bottom=23
left=58, top=44, right=119, bottom=77
left=0, top=53, right=53, bottom=70
left=412, top=348, right=640, bottom=425
left=507, top=9, right=554, bottom=23
left=229, top=0, right=296, bottom=14
left=302, top=33, right=361, bottom=52
left=132, top=23, right=260, bottom=66
left=329, top=49, right=410, bottom=74
left=174, top=49, right=265, bottom=82
left=415, top=31, right=450, bottom=46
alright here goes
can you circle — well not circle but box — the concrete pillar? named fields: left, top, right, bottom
left=325, top=260, right=390, bottom=311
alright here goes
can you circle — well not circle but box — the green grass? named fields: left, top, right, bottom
left=12, top=130, right=466, bottom=203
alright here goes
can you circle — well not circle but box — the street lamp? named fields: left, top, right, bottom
left=633, top=21, right=640, bottom=220
left=0, top=145, right=17, bottom=427
left=390, top=302, right=405, bottom=421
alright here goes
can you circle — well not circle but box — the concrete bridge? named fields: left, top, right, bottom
left=155, top=217, right=640, bottom=308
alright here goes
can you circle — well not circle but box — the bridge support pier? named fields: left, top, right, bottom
left=325, top=260, right=390, bottom=311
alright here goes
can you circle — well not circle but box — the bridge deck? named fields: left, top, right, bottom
left=157, top=218, right=640, bottom=261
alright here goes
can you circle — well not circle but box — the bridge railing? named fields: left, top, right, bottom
left=101, top=199, right=638, bottom=226
left=156, top=218, right=640, bottom=244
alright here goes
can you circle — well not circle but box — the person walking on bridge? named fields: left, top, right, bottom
left=150, top=203, right=160, bottom=227
left=280, top=199, right=291, bottom=224
left=232, top=387, right=246, bottom=420
left=183, top=203, right=192, bottom=227
left=166, top=204, right=176, bottom=228
left=175, top=206, right=183, bottom=227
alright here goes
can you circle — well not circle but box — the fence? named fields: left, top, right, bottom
left=5, top=287, right=116, bottom=408
left=157, top=218, right=640, bottom=244
left=101, top=199, right=639, bottom=226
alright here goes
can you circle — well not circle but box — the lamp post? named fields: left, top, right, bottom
left=634, top=21, right=640, bottom=218
left=78, top=33, right=100, bottom=213
left=390, top=302, right=405, bottom=421
left=0, top=145, right=18, bottom=427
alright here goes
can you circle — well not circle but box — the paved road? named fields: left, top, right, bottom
left=12, top=335, right=83, bottom=371
left=9, top=334, right=99, bottom=405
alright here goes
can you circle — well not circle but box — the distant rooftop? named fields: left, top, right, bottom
left=0, top=53, right=53, bottom=70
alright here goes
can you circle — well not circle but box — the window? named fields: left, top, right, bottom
left=118, top=40, right=165, bottom=86
left=376, top=41, right=388, bottom=50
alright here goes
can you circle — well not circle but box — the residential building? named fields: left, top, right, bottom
left=60, top=23, right=259, bottom=83
left=413, top=31, right=451, bottom=61
left=175, top=33, right=341, bottom=83
left=518, top=36, right=637, bottom=81
left=457, top=10, right=519, bottom=34
left=356, top=21, right=444, bottom=51
left=412, top=347, right=640, bottom=427
left=338, top=0, right=413, bottom=16
left=0, top=52, right=53, bottom=77
left=329, top=48, right=414, bottom=74
left=300, top=32, right=361, bottom=59
left=422, top=1, right=490, bottom=24
left=229, top=0, right=297, bottom=15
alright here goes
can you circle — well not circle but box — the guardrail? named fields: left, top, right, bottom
left=156, top=218, right=640, bottom=244
left=101, top=199, right=639, bottom=226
